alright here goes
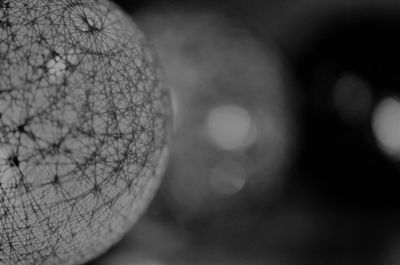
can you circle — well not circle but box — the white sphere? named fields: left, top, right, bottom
left=0, top=0, right=171, bottom=264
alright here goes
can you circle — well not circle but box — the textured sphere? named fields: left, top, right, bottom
left=0, top=0, right=171, bottom=264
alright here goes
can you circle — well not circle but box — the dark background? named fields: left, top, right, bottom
left=91, top=0, right=400, bottom=264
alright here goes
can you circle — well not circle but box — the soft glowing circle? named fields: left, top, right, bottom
left=206, top=105, right=257, bottom=150
left=372, top=97, right=400, bottom=157
left=209, top=159, right=247, bottom=196
left=138, top=9, right=294, bottom=215
left=0, top=0, right=171, bottom=265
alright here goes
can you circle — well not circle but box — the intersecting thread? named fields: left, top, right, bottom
left=0, top=0, right=170, bottom=264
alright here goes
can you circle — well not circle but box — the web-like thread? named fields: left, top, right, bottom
left=0, top=0, right=170, bottom=264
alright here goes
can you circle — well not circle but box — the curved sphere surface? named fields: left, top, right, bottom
left=0, top=0, right=171, bottom=264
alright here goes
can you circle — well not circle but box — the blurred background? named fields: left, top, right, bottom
left=88, top=0, right=400, bottom=264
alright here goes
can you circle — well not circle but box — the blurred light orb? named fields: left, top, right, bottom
left=0, top=0, right=171, bottom=264
left=373, top=97, right=400, bottom=158
left=209, top=159, right=247, bottom=196
left=206, top=105, right=257, bottom=151
left=137, top=8, right=294, bottom=215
